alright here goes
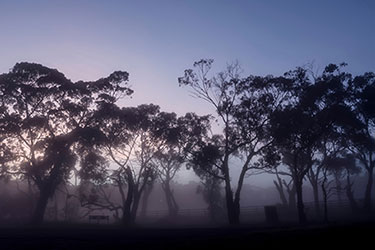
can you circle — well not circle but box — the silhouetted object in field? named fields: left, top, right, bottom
left=0, top=62, right=132, bottom=224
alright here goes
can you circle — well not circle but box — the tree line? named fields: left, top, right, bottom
left=0, top=61, right=374, bottom=225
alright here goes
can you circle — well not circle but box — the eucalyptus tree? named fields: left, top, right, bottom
left=179, top=59, right=288, bottom=224
left=347, top=72, right=375, bottom=211
left=268, top=63, right=359, bottom=224
left=94, top=104, right=159, bottom=225
left=94, top=103, right=209, bottom=224
left=0, top=62, right=132, bottom=224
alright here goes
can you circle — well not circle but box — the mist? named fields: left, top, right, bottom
left=1, top=0, right=375, bottom=249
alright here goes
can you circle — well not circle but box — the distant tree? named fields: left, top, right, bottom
left=151, top=112, right=210, bottom=217
left=318, top=154, right=357, bottom=222
left=179, top=59, right=287, bottom=224
left=0, top=62, right=132, bottom=224
left=196, top=167, right=224, bottom=223
left=272, top=168, right=293, bottom=207
left=346, top=72, right=375, bottom=211
left=153, top=149, right=182, bottom=217
left=267, top=64, right=352, bottom=224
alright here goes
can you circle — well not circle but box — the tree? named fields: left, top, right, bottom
left=267, top=64, right=351, bottom=224
left=272, top=168, right=294, bottom=208
left=0, top=62, right=132, bottom=224
left=319, top=154, right=358, bottom=222
left=96, top=104, right=160, bottom=225
left=347, top=72, right=375, bottom=211
left=153, top=149, right=182, bottom=217
left=179, top=59, right=287, bottom=224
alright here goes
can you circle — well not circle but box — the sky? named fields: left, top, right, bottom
left=0, top=0, right=374, bottom=185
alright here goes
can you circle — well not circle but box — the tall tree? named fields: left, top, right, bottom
left=179, top=59, right=287, bottom=224
left=96, top=104, right=210, bottom=225
left=0, top=62, right=132, bottom=224
left=267, top=64, right=351, bottom=224
left=348, top=72, right=375, bottom=211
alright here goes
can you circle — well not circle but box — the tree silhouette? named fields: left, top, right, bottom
left=267, top=64, right=353, bottom=224
left=347, top=72, right=375, bottom=211
left=153, top=149, right=182, bottom=217
left=179, top=60, right=288, bottom=224
left=0, top=62, right=132, bottom=224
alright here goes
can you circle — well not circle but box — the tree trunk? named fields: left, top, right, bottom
left=31, top=188, right=50, bottom=225
left=122, top=177, right=134, bottom=225
left=294, top=178, right=307, bottom=224
left=140, top=184, right=153, bottom=217
left=130, top=191, right=141, bottom=223
left=345, top=173, right=358, bottom=213
left=321, top=177, right=329, bottom=223
left=312, top=183, right=321, bottom=218
left=224, top=182, right=239, bottom=225
left=163, top=181, right=179, bottom=217
left=364, top=167, right=373, bottom=212
left=222, top=155, right=239, bottom=225
left=170, top=192, right=179, bottom=217
left=287, top=185, right=297, bottom=210
left=307, top=168, right=320, bottom=217
left=274, top=180, right=288, bottom=206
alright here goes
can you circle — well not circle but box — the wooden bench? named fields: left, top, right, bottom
left=89, top=215, right=109, bottom=224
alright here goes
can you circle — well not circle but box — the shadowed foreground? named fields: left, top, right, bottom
left=0, top=222, right=374, bottom=249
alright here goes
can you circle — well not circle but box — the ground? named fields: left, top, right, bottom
left=0, top=221, right=374, bottom=249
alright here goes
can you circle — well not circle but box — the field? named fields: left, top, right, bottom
left=0, top=221, right=374, bottom=249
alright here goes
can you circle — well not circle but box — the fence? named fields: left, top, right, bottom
left=138, top=199, right=374, bottom=225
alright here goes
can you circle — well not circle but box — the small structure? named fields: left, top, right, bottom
left=264, top=206, right=279, bottom=224
left=89, top=215, right=109, bottom=224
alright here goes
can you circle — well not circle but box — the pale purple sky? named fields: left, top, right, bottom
left=0, top=0, right=374, bottom=185
left=0, top=0, right=374, bottom=117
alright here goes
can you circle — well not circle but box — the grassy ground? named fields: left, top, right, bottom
left=0, top=221, right=374, bottom=249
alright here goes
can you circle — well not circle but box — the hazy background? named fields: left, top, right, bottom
left=0, top=0, right=374, bottom=186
